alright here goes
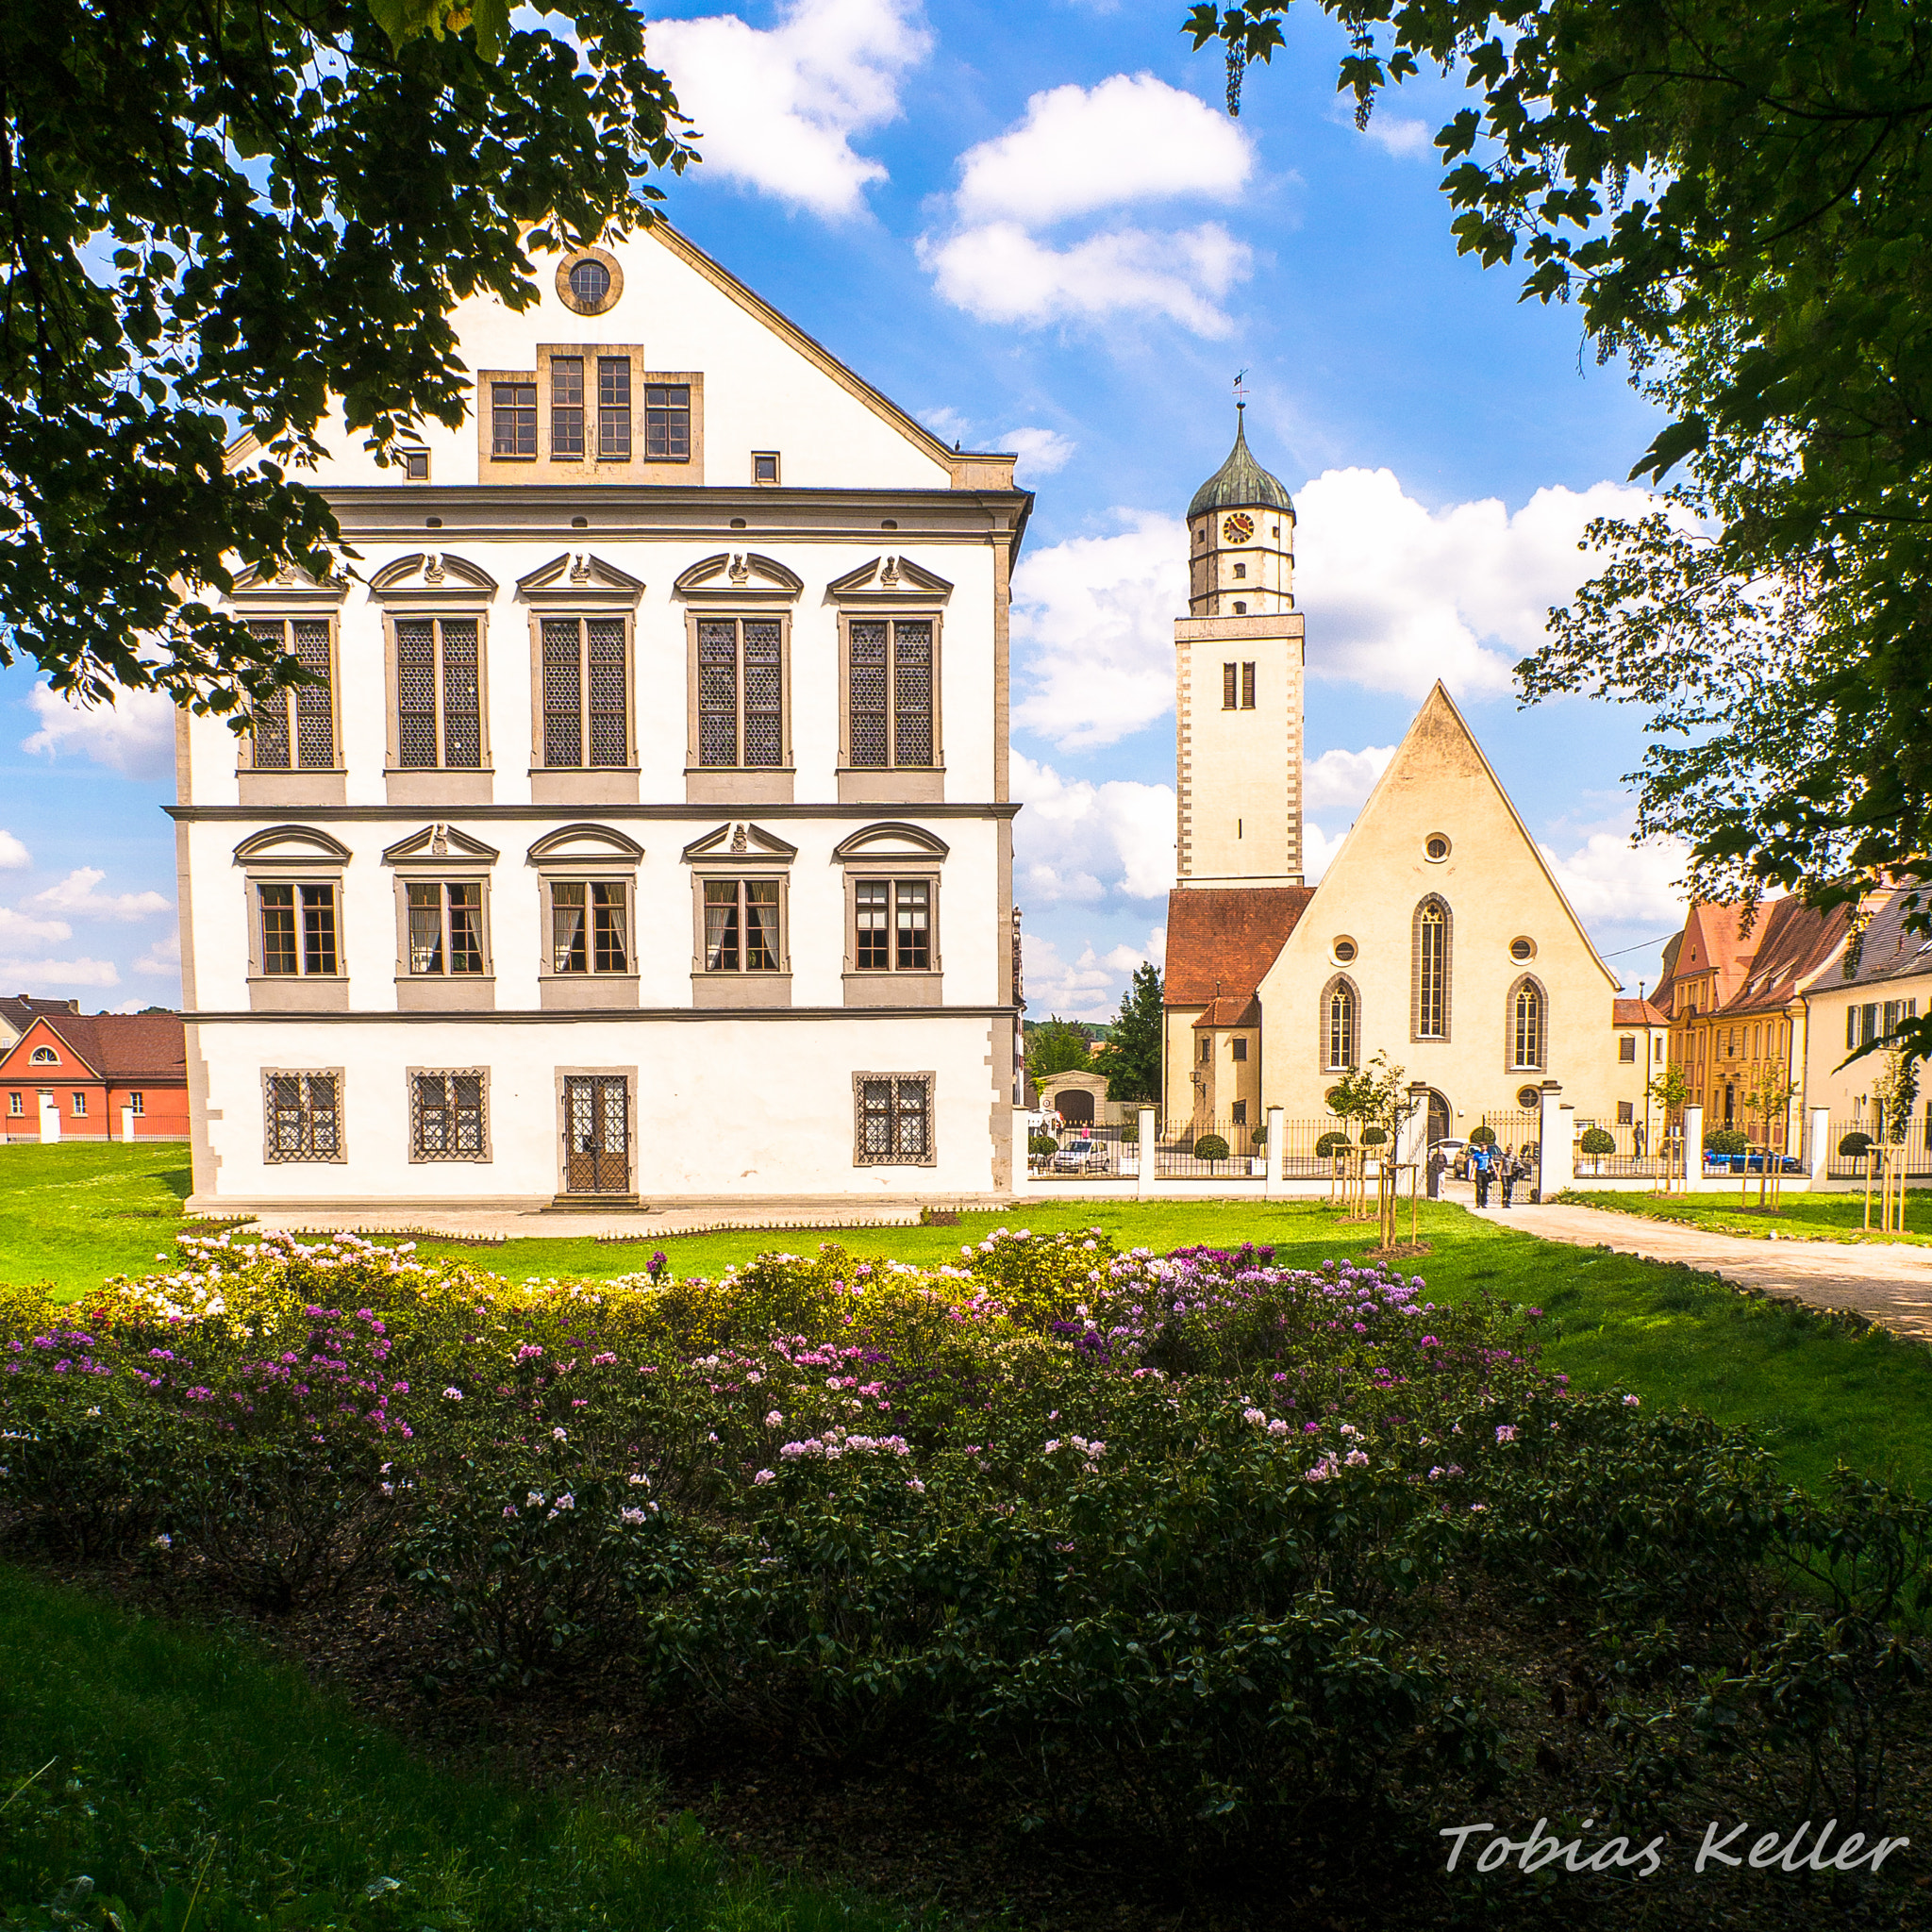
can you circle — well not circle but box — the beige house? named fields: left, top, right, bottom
left=1160, top=422, right=1648, bottom=1146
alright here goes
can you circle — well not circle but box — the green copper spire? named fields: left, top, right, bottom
left=1187, top=407, right=1294, bottom=520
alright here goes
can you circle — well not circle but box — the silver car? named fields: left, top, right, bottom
left=1049, top=1136, right=1113, bottom=1174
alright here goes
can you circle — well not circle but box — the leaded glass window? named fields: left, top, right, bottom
left=394, top=617, right=481, bottom=768
left=1415, top=900, right=1449, bottom=1040
left=265, top=1072, right=341, bottom=1161
left=541, top=617, right=628, bottom=768
left=855, top=1074, right=932, bottom=1164
left=697, top=617, right=784, bottom=768
left=411, top=1071, right=487, bottom=1160
left=846, top=618, right=936, bottom=770
left=246, top=619, right=334, bottom=769
left=1325, top=981, right=1357, bottom=1070
left=1511, top=981, right=1544, bottom=1070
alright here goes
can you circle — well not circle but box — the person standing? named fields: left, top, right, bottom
left=1472, top=1139, right=1493, bottom=1208
left=1500, top=1143, right=1519, bottom=1208
left=1427, top=1145, right=1448, bottom=1199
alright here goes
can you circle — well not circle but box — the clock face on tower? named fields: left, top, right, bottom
left=1222, top=512, right=1255, bottom=543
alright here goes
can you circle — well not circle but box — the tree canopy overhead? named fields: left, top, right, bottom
left=1185, top=3, right=1932, bottom=1052
left=0, top=0, right=691, bottom=719
left=1092, top=963, right=1164, bottom=1104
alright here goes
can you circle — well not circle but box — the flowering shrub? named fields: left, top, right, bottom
left=2, top=1225, right=1924, bottom=1871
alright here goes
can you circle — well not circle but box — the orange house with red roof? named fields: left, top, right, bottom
left=0, top=1009, right=189, bottom=1141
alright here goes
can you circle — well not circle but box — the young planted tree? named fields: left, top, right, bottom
left=1646, top=1060, right=1691, bottom=1194
left=1871, top=1047, right=1922, bottom=1236
left=1740, top=1067, right=1800, bottom=1210
left=0, top=1, right=691, bottom=721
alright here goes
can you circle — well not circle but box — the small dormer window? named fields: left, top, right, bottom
left=29, top=1045, right=58, bottom=1064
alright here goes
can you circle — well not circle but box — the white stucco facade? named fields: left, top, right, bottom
left=177, top=225, right=1028, bottom=1209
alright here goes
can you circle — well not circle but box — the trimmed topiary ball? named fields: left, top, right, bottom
left=1192, top=1134, right=1231, bottom=1160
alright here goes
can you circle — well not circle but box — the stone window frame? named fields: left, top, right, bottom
left=833, top=821, right=949, bottom=1008
left=407, top=1065, right=491, bottom=1163
left=1321, top=973, right=1359, bottom=1072
left=386, top=831, right=497, bottom=1012
left=1411, top=895, right=1452, bottom=1042
left=378, top=608, right=493, bottom=798
left=682, top=823, right=796, bottom=1009
left=237, top=824, right=353, bottom=1014
left=227, top=577, right=349, bottom=806
left=1619, top=1034, right=1638, bottom=1062
left=835, top=608, right=946, bottom=806
left=852, top=1070, right=937, bottom=1167
left=528, top=823, right=645, bottom=1012
left=1507, top=973, right=1547, bottom=1072
left=478, top=351, right=703, bottom=483
left=261, top=1066, right=347, bottom=1164
left=685, top=610, right=795, bottom=801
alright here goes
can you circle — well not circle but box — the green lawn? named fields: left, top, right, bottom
left=6, top=1144, right=1931, bottom=1494
left=1563, top=1184, right=1932, bottom=1244
left=0, top=1563, right=914, bottom=1932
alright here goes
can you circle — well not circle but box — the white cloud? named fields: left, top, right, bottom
left=134, top=930, right=182, bottom=977
left=1011, top=513, right=1188, bottom=751
left=1003, top=426, right=1077, bottom=476
left=1304, top=744, right=1395, bottom=816
left=1540, top=829, right=1690, bottom=930
left=28, top=869, right=171, bottom=923
left=0, top=956, right=120, bottom=990
left=649, top=0, right=930, bottom=218
left=0, top=829, right=28, bottom=871
left=1360, top=114, right=1432, bottom=159
left=1021, top=924, right=1166, bottom=1023
left=1012, top=751, right=1174, bottom=905
left=920, top=220, right=1249, bottom=335
left=1303, top=820, right=1350, bottom=883
left=1292, top=467, right=1659, bottom=698
left=954, top=74, right=1251, bottom=226
left=22, top=681, right=175, bottom=779
left=0, top=906, right=73, bottom=946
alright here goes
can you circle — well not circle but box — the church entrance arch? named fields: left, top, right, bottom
left=1425, top=1091, right=1451, bottom=1146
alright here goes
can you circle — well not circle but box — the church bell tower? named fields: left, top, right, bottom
left=1174, top=406, right=1305, bottom=887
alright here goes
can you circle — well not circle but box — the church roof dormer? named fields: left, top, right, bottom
left=1188, top=408, right=1294, bottom=520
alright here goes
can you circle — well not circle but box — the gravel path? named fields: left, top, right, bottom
left=1471, top=1196, right=1932, bottom=1339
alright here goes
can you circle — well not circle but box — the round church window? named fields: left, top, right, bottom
left=1510, top=936, right=1536, bottom=962
left=1424, top=834, right=1451, bottom=861
left=1517, top=1086, right=1542, bottom=1111
left=557, top=248, right=623, bottom=314
left=1332, top=937, right=1357, bottom=963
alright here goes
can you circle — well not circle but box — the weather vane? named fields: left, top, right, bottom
left=1233, top=368, right=1249, bottom=409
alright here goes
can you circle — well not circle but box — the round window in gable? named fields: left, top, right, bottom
left=1332, top=937, right=1357, bottom=964
left=1424, top=834, right=1451, bottom=862
left=557, top=248, right=622, bottom=315
left=29, top=1045, right=58, bottom=1064
left=1509, top=936, right=1536, bottom=962
left=1517, top=1086, right=1542, bottom=1111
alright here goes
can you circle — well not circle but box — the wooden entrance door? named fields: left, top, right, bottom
left=562, top=1075, right=630, bottom=1193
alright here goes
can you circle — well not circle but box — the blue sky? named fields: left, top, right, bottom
left=0, top=0, right=1690, bottom=1016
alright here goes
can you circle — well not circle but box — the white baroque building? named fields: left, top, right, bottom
left=175, top=226, right=1029, bottom=1211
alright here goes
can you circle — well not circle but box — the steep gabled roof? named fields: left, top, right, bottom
left=1613, top=997, right=1669, bottom=1026
left=1723, top=898, right=1851, bottom=1014
left=1672, top=902, right=1757, bottom=1007
left=1835, top=882, right=1932, bottom=991
left=1164, top=887, right=1314, bottom=1007
left=0, top=1012, right=186, bottom=1081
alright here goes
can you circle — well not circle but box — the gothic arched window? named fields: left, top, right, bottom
left=1412, top=897, right=1450, bottom=1040
left=1322, top=975, right=1359, bottom=1071
left=1508, top=976, right=1546, bottom=1071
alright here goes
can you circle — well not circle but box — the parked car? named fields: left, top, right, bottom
left=1049, top=1136, right=1113, bottom=1174
left=1433, top=1138, right=1470, bottom=1178
left=1705, top=1151, right=1805, bottom=1175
